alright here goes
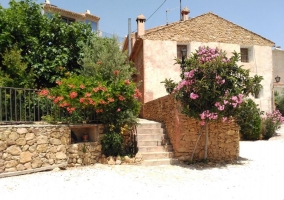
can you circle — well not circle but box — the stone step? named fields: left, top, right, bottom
left=137, top=119, right=163, bottom=129
left=137, top=139, right=170, bottom=146
left=141, top=152, right=174, bottom=160
left=136, top=128, right=164, bottom=135
left=138, top=145, right=173, bottom=152
left=141, top=158, right=179, bottom=166
left=136, top=133, right=168, bottom=140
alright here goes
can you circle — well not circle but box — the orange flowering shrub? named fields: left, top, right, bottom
left=39, top=74, right=141, bottom=125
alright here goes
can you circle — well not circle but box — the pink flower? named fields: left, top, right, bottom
left=117, top=108, right=121, bottom=112
left=222, top=117, right=228, bottom=122
left=80, top=84, right=85, bottom=89
left=190, top=92, right=199, bottom=100
left=124, top=79, right=130, bottom=85
left=200, top=112, right=206, bottom=120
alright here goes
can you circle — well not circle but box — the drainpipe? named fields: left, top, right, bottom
left=128, top=18, right=131, bottom=57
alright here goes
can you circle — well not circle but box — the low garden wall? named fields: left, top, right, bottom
left=141, top=94, right=240, bottom=162
left=0, top=124, right=104, bottom=178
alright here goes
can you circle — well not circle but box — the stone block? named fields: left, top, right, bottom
left=20, top=152, right=32, bottom=163
left=37, top=144, right=48, bottom=153
left=37, top=136, right=48, bottom=144
left=5, top=167, right=17, bottom=172
left=25, top=133, right=35, bottom=141
left=50, top=138, right=61, bottom=145
left=27, top=139, right=36, bottom=145
left=9, top=132, right=19, bottom=140
left=6, top=146, right=21, bottom=156
left=0, top=141, right=7, bottom=151
left=5, top=160, right=18, bottom=168
left=16, top=138, right=26, bottom=146
left=17, top=128, right=28, bottom=134
left=56, top=152, right=67, bottom=160
left=16, top=164, right=25, bottom=171
left=24, top=162, right=31, bottom=170
left=32, top=159, right=42, bottom=169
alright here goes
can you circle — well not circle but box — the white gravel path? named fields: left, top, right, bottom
left=1, top=127, right=284, bottom=200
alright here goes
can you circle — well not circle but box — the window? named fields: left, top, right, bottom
left=177, top=45, right=187, bottom=59
left=61, top=17, right=75, bottom=24
left=240, top=48, right=249, bottom=62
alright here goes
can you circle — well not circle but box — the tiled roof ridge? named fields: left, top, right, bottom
left=43, top=3, right=100, bottom=20
left=141, top=12, right=274, bottom=45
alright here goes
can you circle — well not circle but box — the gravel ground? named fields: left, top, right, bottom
left=1, top=128, right=284, bottom=200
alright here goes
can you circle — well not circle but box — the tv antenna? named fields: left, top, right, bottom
left=166, top=7, right=179, bottom=25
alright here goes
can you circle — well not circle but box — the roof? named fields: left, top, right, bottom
left=123, top=12, right=275, bottom=53
left=43, top=3, right=100, bottom=22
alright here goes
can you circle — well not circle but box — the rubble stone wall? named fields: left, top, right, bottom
left=141, top=94, right=240, bottom=162
left=0, top=124, right=104, bottom=177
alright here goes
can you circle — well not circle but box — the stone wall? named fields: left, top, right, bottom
left=0, top=125, right=70, bottom=176
left=0, top=124, right=105, bottom=177
left=141, top=94, right=240, bottom=162
left=68, top=142, right=102, bottom=167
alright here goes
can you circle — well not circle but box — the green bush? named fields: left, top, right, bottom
left=275, top=91, right=284, bottom=116
left=262, top=110, right=284, bottom=140
left=101, top=131, right=123, bottom=157
left=235, top=99, right=263, bottom=140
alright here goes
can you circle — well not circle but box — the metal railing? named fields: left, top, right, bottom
left=0, top=87, right=98, bottom=124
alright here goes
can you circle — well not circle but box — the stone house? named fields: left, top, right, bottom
left=123, top=7, right=275, bottom=114
left=42, top=0, right=100, bottom=32
left=272, top=47, right=284, bottom=94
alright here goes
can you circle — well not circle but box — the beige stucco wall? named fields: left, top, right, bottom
left=143, top=40, right=273, bottom=112
left=143, top=40, right=181, bottom=103
left=273, top=49, right=284, bottom=82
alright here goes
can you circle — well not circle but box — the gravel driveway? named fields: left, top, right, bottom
left=1, top=127, right=284, bottom=200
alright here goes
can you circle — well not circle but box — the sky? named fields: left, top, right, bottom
left=1, top=0, right=284, bottom=48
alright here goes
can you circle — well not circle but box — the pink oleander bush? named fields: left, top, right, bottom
left=168, top=46, right=263, bottom=160
left=174, top=46, right=257, bottom=125
left=262, top=110, right=284, bottom=140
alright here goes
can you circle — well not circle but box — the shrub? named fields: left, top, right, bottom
left=262, top=110, right=284, bottom=140
left=274, top=90, right=284, bottom=116
left=101, top=131, right=123, bottom=157
left=235, top=99, right=263, bottom=140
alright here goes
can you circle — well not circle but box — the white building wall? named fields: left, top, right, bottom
left=143, top=40, right=180, bottom=103
left=143, top=40, right=273, bottom=112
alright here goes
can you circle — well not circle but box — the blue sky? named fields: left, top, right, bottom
left=1, top=0, right=284, bottom=48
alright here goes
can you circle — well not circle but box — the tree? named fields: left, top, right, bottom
left=79, top=35, right=136, bottom=82
left=0, top=0, right=93, bottom=88
left=174, top=46, right=261, bottom=161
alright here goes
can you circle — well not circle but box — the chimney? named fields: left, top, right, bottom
left=86, top=10, right=91, bottom=14
left=181, top=6, right=190, bottom=21
left=136, top=14, right=146, bottom=37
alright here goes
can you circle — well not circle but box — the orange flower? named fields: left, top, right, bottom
left=55, top=80, right=62, bottom=85
left=134, top=89, right=142, bottom=99
left=108, top=97, right=114, bottom=102
left=124, top=79, right=130, bottom=85
left=69, top=91, right=78, bottom=99
left=67, top=107, right=76, bottom=114
left=85, top=92, right=91, bottom=97
left=53, top=96, right=64, bottom=104
left=38, top=89, right=49, bottom=96
left=118, top=95, right=125, bottom=101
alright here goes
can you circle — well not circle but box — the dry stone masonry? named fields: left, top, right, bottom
left=141, top=94, right=240, bottom=162
left=0, top=125, right=70, bottom=175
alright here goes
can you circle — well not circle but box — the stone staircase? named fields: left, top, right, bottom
left=136, top=119, right=179, bottom=166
